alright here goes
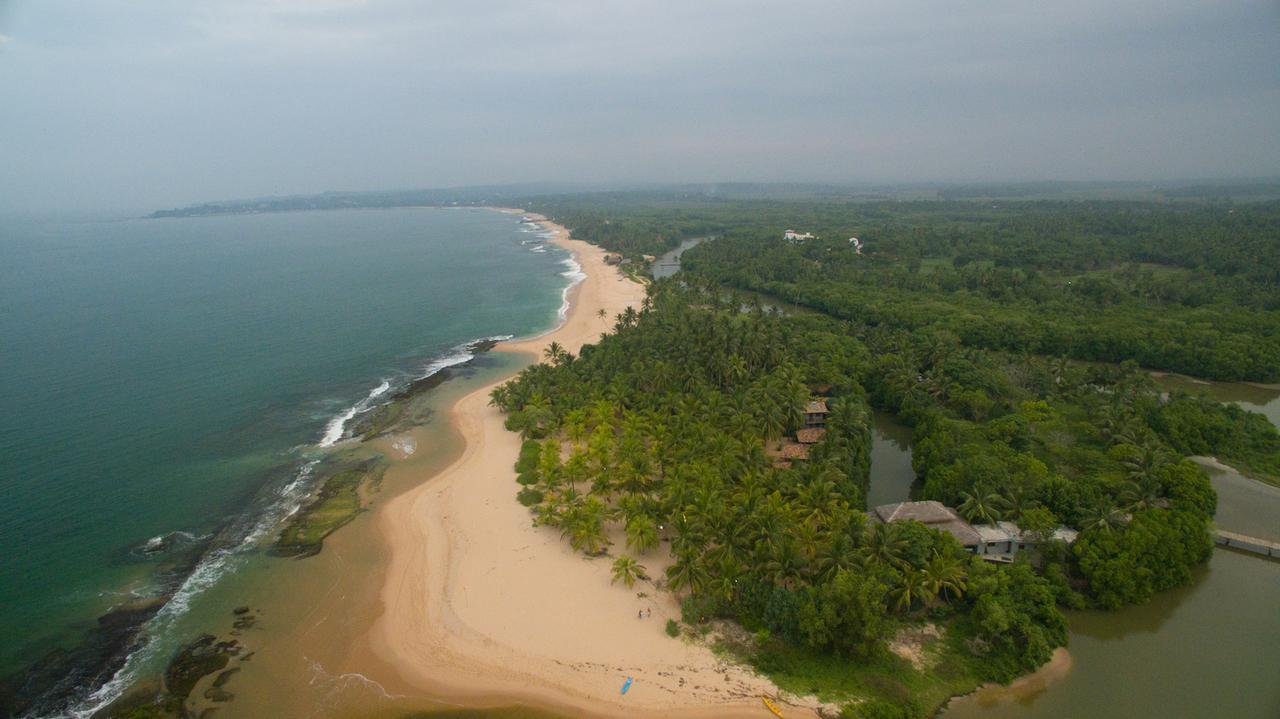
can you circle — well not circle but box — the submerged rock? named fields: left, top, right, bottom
left=164, top=635, right=230, bottom=703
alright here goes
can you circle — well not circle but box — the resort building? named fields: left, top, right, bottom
left=848, top=236, right=863, bottom=254
left=871, top=501, right=1079, bottom=560
left=872, top=501, right=981, bottom=549
left=970, top=522, right=1079, bottom=559
left=804, top=399, right=829, bottom=428
left=783, top=229, right=816, bottom=243
left=795, top=427, right=826, bottom=444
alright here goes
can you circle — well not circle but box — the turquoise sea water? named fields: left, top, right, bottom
left=0, top=207, right=571, bottom=709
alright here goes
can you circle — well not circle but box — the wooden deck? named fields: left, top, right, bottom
left=1215, top=530, right=1280, bottom=559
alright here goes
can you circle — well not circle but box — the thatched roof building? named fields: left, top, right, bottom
left=795, top=428, right=826, bottom=444
left=872, top=500, right=981, bottom=548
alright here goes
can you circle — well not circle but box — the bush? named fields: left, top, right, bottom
left=665, top=619, right=680, bottom=638
left=680, top=593, right=721, bottom=625
left=516, top=487, right=544, bottom=507
left=514, top=439, right=541, bottom=474
left=843, top=698, right=913, bottom=719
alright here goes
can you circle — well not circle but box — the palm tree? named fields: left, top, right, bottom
left=666, top=552, right=710, bottom=596
left=543, top=341, right=571, bottom=367
left=863, top=521, right=909, bottom=568
left=921, top=552, right=967, bottom=605
left=1081, top=500, right=1127, bottom=533
left=1117, top=476, right=1162, bottom=513
left=957, top=488, right=1009, bottom=524
left=1120, top=441, right=1170, bottom=486
left=725, top=354, right=748, bottom=386
left=611, top=555, right=647, bottom=588
left=890, top=569, right=929, bottom=613
left=625, top=514, right=660, bottom=554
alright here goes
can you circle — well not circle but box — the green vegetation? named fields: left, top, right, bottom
left=536, top=198, right=1280, bottom=381
left=273, top=459, right=386, bottom=557
left=1153, top=393, right=1280, bottom=485
left=489, top=193, right=1280, bottom=711
left=490, top=283, right=1073, bottom=712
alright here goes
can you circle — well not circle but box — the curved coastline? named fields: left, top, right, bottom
left=363, top=213, right=820, bottom=718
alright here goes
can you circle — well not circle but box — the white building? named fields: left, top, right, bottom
left=848, top=236, right=863, bottom=254
left=972, top=521, right=1079, bottom=560
left=783, top=229, right=816, bottom=244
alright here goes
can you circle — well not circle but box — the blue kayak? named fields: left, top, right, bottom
left=621, top=677, right=634, bottom=695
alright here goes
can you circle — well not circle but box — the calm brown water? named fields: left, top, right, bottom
left=866, top=411, right=916, bottom=508
left=943, top=376, right=1280, bottom=719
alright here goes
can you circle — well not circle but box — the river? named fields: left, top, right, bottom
left=934, top=377, right=1280, bottom=719
left=650, top=236, right=708, bottom=280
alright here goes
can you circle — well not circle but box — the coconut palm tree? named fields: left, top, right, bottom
left=1081, top=500, right=1127, bottom=533
left=666, top=552, right=710, bottom=596
left=1117, top=476, right=1162, bottom=513
left=543, top=341, right=571, bottom=367
left=863, top=521, right=909, bottom=568
left=921, top=552, right=967, bottom=605
left=611, top=555, right=647, bottom=588
left=1120, top=441, right=1170, bottom=486
left=957, top=488, right=1009, bottom=524
left=625, top=514, right=660, bottom=554
left=890, top=569, right=930, bottom=613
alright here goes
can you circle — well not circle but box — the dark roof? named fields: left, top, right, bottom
left=872, top=501, right=981, bottom=546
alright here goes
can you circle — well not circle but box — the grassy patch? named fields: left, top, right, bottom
left=273, top=459, right=385, bottom=557
left=718, top=621, right=986, bottom=719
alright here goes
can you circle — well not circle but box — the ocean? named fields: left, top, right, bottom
left=0, top=207, right=575, bottom=714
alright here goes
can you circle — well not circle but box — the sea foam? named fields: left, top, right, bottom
left=558, top=256, right=587, bottom=322
left=318, top=380, right=390, bottom=447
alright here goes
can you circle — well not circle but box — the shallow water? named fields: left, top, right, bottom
left=0, top=207, right=570, bottom=709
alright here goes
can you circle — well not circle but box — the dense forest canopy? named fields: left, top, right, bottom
left=533, top=198, right=1280, bottom=381
left=485, top=193, right=1280, bottom=715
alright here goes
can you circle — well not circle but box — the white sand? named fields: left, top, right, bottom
left=368, top=214, right=819, bottom=717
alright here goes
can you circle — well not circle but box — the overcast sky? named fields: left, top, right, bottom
left=1, top=0, right=1278, bottom=212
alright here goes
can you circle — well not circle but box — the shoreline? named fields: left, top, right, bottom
left=362, top=212, right=819, bottom=717
left=938, top=648, right=1071, bottom=714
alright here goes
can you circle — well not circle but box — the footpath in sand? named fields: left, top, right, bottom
left=369, top=214, right=822, bottom=718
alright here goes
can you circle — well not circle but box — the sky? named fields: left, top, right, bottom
left=1, top=0, right=1278, bottom=212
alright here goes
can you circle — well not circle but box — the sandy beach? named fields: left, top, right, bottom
left=367, top=213, right=819, bottom=718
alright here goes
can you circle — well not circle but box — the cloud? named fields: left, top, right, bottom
left=0, top=0, right=1277, bottom=212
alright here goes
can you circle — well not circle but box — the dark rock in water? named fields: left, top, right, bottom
left=231, top=614, right=256, bottom=631
left=466, top=337, right=501, bottom=354
left=97, top=683, right=181, bottom=718
left=164, top=635, right=230, bottom=703
left=0, top=599, right=165, bottom=718
left=211, top=667, right=240, bottom=688
left=232, top=606, right=250, bottom=616
left=202, top=686, right=234, bottom=703
left=238, top=652, right=255, bottom=662
left=214, top=639, right=241, bottom=656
